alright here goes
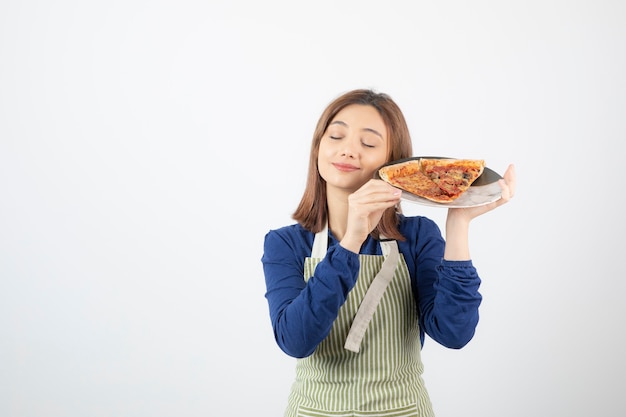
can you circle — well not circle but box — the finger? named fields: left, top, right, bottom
left=498, top=179, right=512, bottom=202
left=502, top=164, right=516, bottom=198
left=350, top=194, right=401, bottom=209
left=364, top=178, right=402, bottom=194
left=352, top=183, right=402, bottom=202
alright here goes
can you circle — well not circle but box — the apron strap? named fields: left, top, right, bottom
left=344, top=239, right=399, bottom=353
left=310, top=226, right=400, bottom=353
left=311, top=223, right=328, bottom=258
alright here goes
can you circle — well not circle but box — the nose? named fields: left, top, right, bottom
left=340, top=136, right=358, bottom=158
left=341, top=149, right=355, bottom=158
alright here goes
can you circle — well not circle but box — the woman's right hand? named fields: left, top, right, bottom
left=340, top=179, right=401, bottom=253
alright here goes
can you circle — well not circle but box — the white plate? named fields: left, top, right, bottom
left=376, top=156, right=503, bottom=208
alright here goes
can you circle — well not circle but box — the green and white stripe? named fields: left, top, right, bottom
left=284, top=250, right=434, bottom=417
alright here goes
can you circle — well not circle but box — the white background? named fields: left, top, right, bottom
left=1, top=1, right=624, bottom=416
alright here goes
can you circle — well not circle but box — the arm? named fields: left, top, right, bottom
left=261, top=229, right=360, bottom=358
left=417, top=164, right=516, bottom=346
left=410, top=219, right=482, bottom=349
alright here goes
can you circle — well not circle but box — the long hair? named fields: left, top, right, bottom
left=292, top=89, right=413, bottom=241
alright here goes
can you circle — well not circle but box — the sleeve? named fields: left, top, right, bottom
left=411, top=219, right=482, bottom=349
left=261, top=229, right=360, bottom=358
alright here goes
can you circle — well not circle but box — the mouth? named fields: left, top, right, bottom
left=332, top=162, right=359, bottom=172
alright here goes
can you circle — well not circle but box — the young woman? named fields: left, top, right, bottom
left=261, top=89, right=516, bottom=417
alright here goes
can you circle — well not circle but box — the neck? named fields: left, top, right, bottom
left=326, top=186, right=350, bottom=241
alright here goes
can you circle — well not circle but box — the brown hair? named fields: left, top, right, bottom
left=292, top=89, right=413, bottom=241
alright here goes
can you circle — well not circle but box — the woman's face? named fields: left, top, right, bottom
left=318, top=104, right=389, bottom=193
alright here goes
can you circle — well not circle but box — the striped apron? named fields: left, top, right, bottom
left=284, top=227, right=434, bottom=417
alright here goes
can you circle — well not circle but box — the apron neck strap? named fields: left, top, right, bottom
left=311, top=223, right=329, bottom=258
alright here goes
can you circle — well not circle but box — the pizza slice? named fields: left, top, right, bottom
left=378, top=159, right=455, bottom=202
left=378, top=158, right=485, bottom=203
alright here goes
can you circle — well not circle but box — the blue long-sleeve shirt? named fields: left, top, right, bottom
left=261, top=214, right=482, bottom=358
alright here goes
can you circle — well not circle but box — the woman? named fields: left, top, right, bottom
left=261, top=89, right=516, bottom=416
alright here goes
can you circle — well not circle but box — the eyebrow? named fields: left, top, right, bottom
left=330, top=121, right=384, bottom=140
